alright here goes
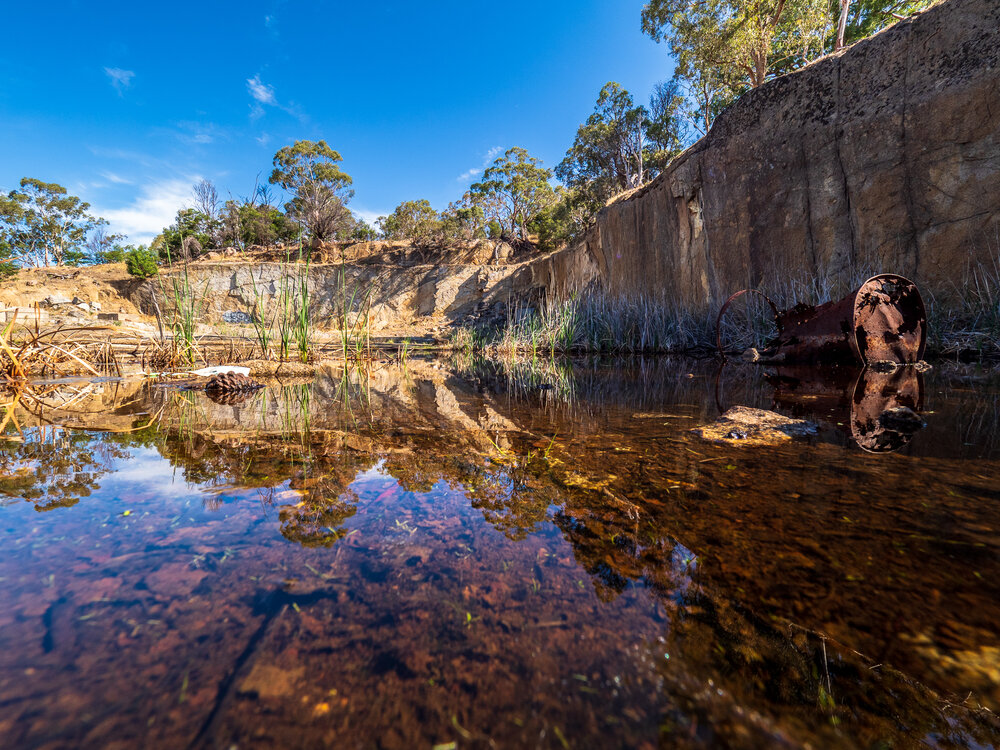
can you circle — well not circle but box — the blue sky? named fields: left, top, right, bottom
left=0, top=1, right=675, bottom=243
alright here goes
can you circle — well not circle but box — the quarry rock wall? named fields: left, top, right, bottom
left=532, top=0, right=1000, bottom=309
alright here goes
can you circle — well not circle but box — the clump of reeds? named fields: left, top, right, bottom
left=159, top=247, right=206, bottom=365
left=333, top=265, right=374, bottom=362
left=264, top=248, right=315, bottom=363
left=248, top=268, right=275, bottom=358
left=293, top=252, right=312, bottom=363
left=448, top=327, right=483, bottom=354
left=468, top=290, right=715, bottom=356
left=927, top=247, right=1000, bottom=358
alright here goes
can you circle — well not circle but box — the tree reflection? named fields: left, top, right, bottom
left=0, top=427, right=130, bottom=511
left=277, top=454, right=372, bottom=547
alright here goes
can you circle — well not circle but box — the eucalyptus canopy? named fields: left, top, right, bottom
left=470, top=148, right=556, bottom=241
left=269, top=140, right=354, bottom=241
left=0, top=178, right=105, bottom=267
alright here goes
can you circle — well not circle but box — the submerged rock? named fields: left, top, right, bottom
left=692, top=406, right=817, bottom=447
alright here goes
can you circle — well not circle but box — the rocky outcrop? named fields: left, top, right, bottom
left=534, top=0, right=1000, bottom=308
left=132, top=257, right=539, bottom=332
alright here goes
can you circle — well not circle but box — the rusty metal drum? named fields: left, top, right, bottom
left=719, top=274, right=927, bottom=365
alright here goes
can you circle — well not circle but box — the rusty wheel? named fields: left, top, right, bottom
left=715, top=289, right=781, bottom=359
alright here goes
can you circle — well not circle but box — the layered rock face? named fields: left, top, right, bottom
left=534, top=0, right=1000, bottom=309
left=133, top=259, right=538, bottom=332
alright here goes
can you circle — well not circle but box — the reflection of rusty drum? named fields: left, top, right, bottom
left=766, top=364, right=925, bottom=453
left=849, top=366, right=924, bottom=453
left=769, top=275, right=926, bottom=365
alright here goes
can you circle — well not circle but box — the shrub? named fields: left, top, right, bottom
left=97, top=248, right=127, bottom=264
left=0, top=261, right=17, bottom=281
left=126, top=247, right=158, bottom=279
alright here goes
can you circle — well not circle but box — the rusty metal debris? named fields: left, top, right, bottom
left=714, top=361, right=926, bottom=453
left=767, top=364, right=925, bottom=453
left=205, top=372, right=264, bottom=393
left=717, top=274, right=927, bottom=365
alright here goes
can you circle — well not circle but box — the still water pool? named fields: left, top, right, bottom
left=0, top=358, right=997, bottom=748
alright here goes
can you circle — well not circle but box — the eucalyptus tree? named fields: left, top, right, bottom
left=377, top=200, right=441, bottom=243
left=439, top=194, right=487, bottom=241
left=469, top=148, right=556, bottom=241
left=836, top=0, right=936, bottom=48
left=86, top=226, right=130, bottom=264
left=0, top=178, right=105, bottom=267
left=268, top=140, right=354, bottom=242
left=642, top=0, right=937, bottom=133
left=641, top=0, right=826, bottom=93
left=557, top=82, right=649, bottom=208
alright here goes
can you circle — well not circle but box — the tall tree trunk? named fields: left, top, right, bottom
left=836, top=0, right=851, bottom=51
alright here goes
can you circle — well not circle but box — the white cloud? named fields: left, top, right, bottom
left=95, top=176, right=200, bottom=244
left=104, top=67, right=135, bottom=95
left=101, top=448, right=197, bottom=502
left=247, top=75, right=276, bottom=105
left=457, top=146, right=503, bottom=182
left=173, top=120, right=226, bottom=145
left=246, top=74, right=307, bottom=123
left=351, top=208, right=386, bottom=228
left=100, top=172, right=133, bottom=185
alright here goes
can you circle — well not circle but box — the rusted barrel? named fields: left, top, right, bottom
left=758, top=274, right=926, bottom=365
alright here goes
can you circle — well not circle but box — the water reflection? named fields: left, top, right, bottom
left=0, top=359, right=997, bottom=747
left=765, top=364, right=925, bottom=452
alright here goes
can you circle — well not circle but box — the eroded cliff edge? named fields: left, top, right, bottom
left=532, top=0, right=1000, bottom=309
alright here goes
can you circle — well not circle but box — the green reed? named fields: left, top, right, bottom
left=294, top=252, right=312, bottom=363
left=334, top=265, right=374, bottom=361
left=248, top=268, right=275, bottom=359
left=159, top=247, right=206, bottom=365
left=483, top=291, right=713, bottom=356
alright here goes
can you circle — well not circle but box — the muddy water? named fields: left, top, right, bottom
left=0, top=359, right=997, bottom=748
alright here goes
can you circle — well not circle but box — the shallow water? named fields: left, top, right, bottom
left=0, top=358, right=998, bottom=748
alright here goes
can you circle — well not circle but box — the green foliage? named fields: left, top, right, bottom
left=470, top=147, right=556, bottom=242
left=125, top=246, right=158, bottom=279
left=839, top=0, right=937, bottom=46
left=529, top=188, right=592, bottom=252
left=555, top=82, right=685, bottom=235
left=350, top=219, right=378, bottom=242
left=220, top=199, right=298, bottom=250
left=377, top=199, right=441, bottom=243
left=0, top=178, right=105, bottom=267
left=97, top=247, right=127, bottom=264
left=641, top=0, right=937, bottom=134
left=155, top=208, right=217, bottom=261
left=558, top=83, right=649, bottom=202
left=86, top=227, right=132, bottom=264
left=641, top=0, right=819, bottom=92
left=439, top=195, right=487, bottom=241
left=269, top=140, right=354, bottom=241
left=0, top=235, right=15, bottom=280
left=645, top=79, right=686, bottom=169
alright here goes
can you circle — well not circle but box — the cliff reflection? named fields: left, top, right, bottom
left=0, top=358, right=997, bottom=746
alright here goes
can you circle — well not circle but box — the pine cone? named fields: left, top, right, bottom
left=204, top=372, right=263, bottom=393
